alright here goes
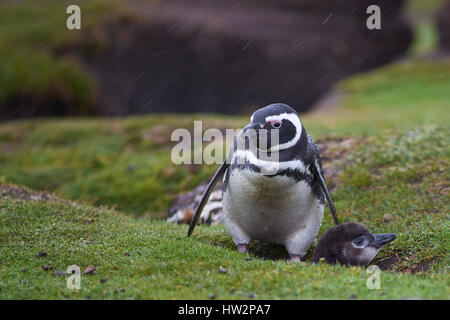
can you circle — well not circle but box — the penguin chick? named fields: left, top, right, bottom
left=311, top=222, right=396, bottom=266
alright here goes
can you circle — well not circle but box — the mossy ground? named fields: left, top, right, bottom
left=0, top=187, right=447, bottom=300
left=1, top=57, right=449, bottom=299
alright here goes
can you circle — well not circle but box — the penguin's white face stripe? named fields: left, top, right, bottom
left=359, top=247, right=380, bottom=263
left=233, top=149, right=310, bottom=176
left=264, top=113, right=302, bottom=152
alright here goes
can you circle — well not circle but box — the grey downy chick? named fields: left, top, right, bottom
left=312, top=222, right=396, bottom=266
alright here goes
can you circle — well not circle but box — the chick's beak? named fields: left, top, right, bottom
left=372, top=233, right=397, bottom=248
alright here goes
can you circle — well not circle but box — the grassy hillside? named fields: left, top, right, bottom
left=0, top=58, right=449, bottom=299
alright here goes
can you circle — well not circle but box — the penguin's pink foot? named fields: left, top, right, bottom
left=237, top=244, right=249, bottom=253
left=288, top=254, right=303, bottom=262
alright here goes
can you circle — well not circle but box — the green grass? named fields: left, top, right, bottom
left=0, top=58, right=449, bottom=299
left=0, top=185, right=447, bottom=299
left=0, top=114, right=245, bottom=216
left=332, top=125, right=449, bottom=272
left=307, top=59, right=450, bottom=135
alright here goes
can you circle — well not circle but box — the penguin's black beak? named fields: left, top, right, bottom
left=371, top=233, right=397, bottom=248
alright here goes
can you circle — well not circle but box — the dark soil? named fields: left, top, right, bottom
left=0, top=184, right=54, bottom=201
left=375, top=250, right=440, bottom=273
left=0, top=184, right=72, bottom=205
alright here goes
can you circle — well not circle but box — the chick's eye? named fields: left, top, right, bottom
left=269, top=120, right=281, bottom=128
left=352, top=237, right=366, bottom=248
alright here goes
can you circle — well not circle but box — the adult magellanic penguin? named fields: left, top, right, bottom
left=188, top=103, right=339, bottom=261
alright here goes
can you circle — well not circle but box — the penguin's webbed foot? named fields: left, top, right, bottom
left=237, top=244, right=249, bottom=253
left=288, top=254, right=303, bottom=263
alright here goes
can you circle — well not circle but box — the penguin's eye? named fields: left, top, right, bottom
left=352, top=237, right=367, bottom=248
left=269, top=120, right=282, bottom=128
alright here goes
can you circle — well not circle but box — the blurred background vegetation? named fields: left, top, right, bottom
left=0, top=0, right=447, bottom=120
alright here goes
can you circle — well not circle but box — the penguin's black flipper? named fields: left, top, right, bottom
left=312, top=163, right=340, bottom=225
left=188, top=160, right=229, bottom=236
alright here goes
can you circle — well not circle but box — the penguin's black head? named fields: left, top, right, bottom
left=243, top=103, right=304, bottom=153
left=312, top=222, right=396, bottom=266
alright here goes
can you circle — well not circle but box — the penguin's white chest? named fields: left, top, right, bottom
left=223, top=168, right=324, bottom=245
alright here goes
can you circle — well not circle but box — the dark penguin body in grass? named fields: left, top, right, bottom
left=312, top=222, right=397, bottom=266
left=188, top=103, right=339, bottom=261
